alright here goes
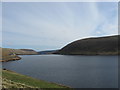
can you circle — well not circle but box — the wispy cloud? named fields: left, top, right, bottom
left=2, top=2, right=118, bottom=50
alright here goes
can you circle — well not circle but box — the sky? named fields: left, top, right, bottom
left=2, top=2, right=118, bottom=51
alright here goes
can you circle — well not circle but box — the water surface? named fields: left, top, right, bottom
left=3, top=55, right=118, bottom=88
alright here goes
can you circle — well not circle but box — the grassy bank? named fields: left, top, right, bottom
left=2, top=69, right=71, bottom=89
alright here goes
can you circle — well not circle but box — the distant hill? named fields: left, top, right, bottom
left=12, top=49, right=38, bottom=55
left=0, top=48, right=38, bottom=62
left=38, top=50, right=59, bottom=55
left=54, top=35, right=119, bottom=55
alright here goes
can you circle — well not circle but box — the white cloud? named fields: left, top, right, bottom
left=2, top=2, right=118, bottom=50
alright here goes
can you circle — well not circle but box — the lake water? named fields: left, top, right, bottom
left=2, top=55, right=118, bottom=88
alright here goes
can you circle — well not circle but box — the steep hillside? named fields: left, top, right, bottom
left=55, top=35, right=119, bottom=55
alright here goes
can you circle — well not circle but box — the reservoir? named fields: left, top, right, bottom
left=2, top=55, right=118, bottom=88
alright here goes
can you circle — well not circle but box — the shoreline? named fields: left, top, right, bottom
left=2, top=69, right=71, bottom=89
left=0, top=57, right=21, bottom=62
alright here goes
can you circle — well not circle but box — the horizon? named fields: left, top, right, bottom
left=2, top=2, right=118, bottom=51
left=2, top=34, right=118, bottom=51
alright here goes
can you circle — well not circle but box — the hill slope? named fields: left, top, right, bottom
left=55, top=35, right=119, bottom=55
left=11, top=49, right=38, bottom=55
left=0, top=48, right=38, bottom=62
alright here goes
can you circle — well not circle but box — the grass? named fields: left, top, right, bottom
left=2, top=69, right=71, bottom=89
left=2, top=78, right=35, bottom=88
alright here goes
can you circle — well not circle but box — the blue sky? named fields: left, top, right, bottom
left=2, top=2, right=118, bottom=51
